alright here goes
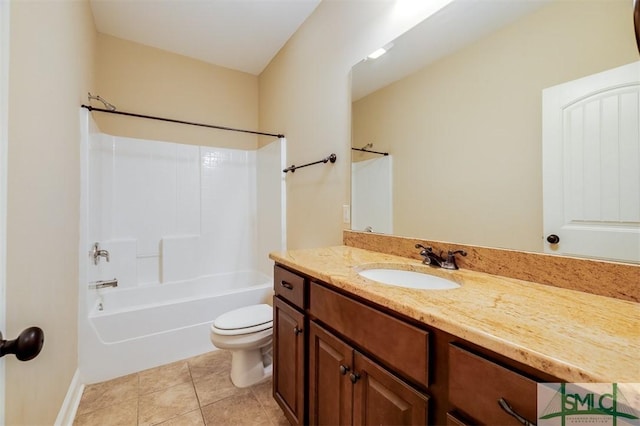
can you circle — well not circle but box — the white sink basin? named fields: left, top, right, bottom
left=358, top=268, right=460, bottom=290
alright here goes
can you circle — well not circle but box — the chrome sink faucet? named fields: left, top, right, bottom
left=415, top=244, right=467, bottom=270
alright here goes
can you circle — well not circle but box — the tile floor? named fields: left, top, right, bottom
left=73, top=350, right=289, bottom=426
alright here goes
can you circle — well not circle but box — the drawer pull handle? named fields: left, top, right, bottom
left=293, top=326, right=303, bottom=336
left=498, top=398, right=536, bottom=426
left=339, top=364, right=350, bottom=375
left=349, top=372, right=361, bottom=384
left=280, top=280, right=294, bottom=290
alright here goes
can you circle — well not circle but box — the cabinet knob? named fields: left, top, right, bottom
left=293, top=326, right=303, bottom=336
left=349, top=372, right=361, bottom=384
left=339, top=364, right=350, bottom=375
left=498, top=398, right=536, bottom=426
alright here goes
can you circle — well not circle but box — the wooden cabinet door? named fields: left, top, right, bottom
left=273, top=297, right=305, bottom=425
left=308, top=321, right=353, bottom=426
left=352, top=351, right=429, bottom=426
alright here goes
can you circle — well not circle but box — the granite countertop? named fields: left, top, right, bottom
left=269, top=245, right=640, bottom=383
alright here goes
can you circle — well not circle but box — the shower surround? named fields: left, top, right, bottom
left=78, top=111, right=285, bottom=383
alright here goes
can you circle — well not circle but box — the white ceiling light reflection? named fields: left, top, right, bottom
left=367, top=43, right=394, bottom=60
left=394, top=0, right=455, bottom=20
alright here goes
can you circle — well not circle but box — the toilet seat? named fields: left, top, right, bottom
left=212, top=304, right=273, bottom=336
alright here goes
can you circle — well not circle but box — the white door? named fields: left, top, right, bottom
left=543, top=61, right=640, bottom=263
left=0, top=0, right=9, bottom=422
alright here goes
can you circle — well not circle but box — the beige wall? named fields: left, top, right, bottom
left=7, top=1, right=96, bottom=424
left=352, top=0, right=638, bottom=252
left=259, top=1, right=435, bottom=249
left=94, top=34, right=259, bottom=150
left=5, top=10, right=275, bottom=424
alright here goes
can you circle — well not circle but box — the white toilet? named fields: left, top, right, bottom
left=210, top=303, right=273, bottom=388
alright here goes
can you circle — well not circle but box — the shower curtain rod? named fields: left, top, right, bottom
left=351, top=147, right=389, bottom=156
left=81, top=105, right=285, bottom=139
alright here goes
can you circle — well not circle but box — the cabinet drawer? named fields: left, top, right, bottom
left=446, top=412, right=470, bottom=426
left=310, top=282, right=429, bottom=386
left=449, top=344, right=538, bottom=425
left=274, top=265, right=306, bottom=309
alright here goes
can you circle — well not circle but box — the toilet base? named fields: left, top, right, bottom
left=229, top=344, right=273, bottom=388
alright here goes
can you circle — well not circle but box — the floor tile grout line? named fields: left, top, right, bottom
left=250, top=382, right=282, bottom=425
left=186, top=356, right=209, bottom=424
left=250, top=385, right=270, bottom=412
left=186, top=363, right=208, bottom=424
left=184, top=359, right=208, bottom=424
left=137, top=372, right=141, bottom=426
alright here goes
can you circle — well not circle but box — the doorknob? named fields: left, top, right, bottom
left=546, top=234, right=560, bottom=244
left=0, top=327, right=44, bottom=361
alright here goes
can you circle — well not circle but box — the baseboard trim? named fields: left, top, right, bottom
left=54, top=369, right=84, bottom=426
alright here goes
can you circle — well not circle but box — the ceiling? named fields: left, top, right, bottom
left=352, top=0, right=551, bottom=101
left=89, top=0, right=322, bottom=75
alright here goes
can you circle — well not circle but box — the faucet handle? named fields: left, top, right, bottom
left=444, top=249, right=467, bottom=270
left=415, top=244, right=433, bottom=258
left=415, top=243, right=432, bottom=253
left=448, top=249, right=467, bottom=257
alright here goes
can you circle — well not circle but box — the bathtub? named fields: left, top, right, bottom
left=80, top=270, right=273, bottom=384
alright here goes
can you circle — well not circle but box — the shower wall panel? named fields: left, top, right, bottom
left=88, top=135, right=260, bottom=287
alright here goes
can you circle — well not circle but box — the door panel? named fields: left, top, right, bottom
left=308, top=322, right=353, bottom=426
left=352, top=351, right=428, bottom=426
left=543, top=61, right=640, bottom=263
left=273, top=298, right=305, bottom=425
left=0, top=0, right=9, bottom=420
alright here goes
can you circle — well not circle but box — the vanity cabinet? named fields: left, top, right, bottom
left=273, top=266, right=307, bottom=425
left=272, top=262, right=557, bottom=426
left=309, top=321, right=429, bottom=425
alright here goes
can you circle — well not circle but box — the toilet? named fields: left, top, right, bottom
left=210, top=303, right=273, bottom=388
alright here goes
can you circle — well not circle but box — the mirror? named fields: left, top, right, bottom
left=351, top=0, right=639, bottom=263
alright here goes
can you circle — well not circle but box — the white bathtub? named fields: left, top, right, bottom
left=80, top=271, right=273, bottom=384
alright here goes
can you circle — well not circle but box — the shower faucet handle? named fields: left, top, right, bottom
left=91, top=242, right=110, bottom=265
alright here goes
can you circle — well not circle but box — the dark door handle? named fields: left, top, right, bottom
left=349, top=372, right=361, bottom=383
left=293, top=326, right=303, bottom=336
left=546, top=234, right=560, bottom=244
left=0, top=327, right=44, bottom=361
left=339, top=364, right=350, bottom=375
left=280, top=280, right=294, bottom=290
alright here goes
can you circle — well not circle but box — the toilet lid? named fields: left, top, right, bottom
left=214, top=304, right=273, bottom=331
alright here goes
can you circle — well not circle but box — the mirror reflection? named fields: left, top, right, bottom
left=351, top=0, right=639, bottom=263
